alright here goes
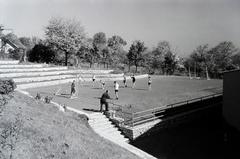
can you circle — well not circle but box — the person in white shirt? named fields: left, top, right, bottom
left=114, top=81, right=119, bottom=100
left=100, top=80, right=105, bottom=89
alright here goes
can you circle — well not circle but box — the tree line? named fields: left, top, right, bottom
left=2, top=17, right=240, bottom=78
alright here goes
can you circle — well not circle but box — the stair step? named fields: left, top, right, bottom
left=89, top=116, right=108, bottom=120
left=13, top=74, right=76, bottom=83
left=107, top=136, right=129, bottom=143
left=0, top=67, right=68, bottom=73
left=0, top=64, right=46, bottom=68
left=101, top=127, right=122, bottom=135
left=91, top=124, right=116, bottom=130
left=89, top=116, right=109, bottom=121
left=0, top=60, right=19, bottom=64
left=100, top=133, right=128, bottom=142
left=89, top=121, right=114, bottom=127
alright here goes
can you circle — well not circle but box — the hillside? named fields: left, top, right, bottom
left=0, top=92, right=140, bottom=159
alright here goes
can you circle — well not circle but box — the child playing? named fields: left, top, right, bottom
left=148, top=76, right=152, bottom=90
left=123, top=75, right=127, bottom=87
left=70, top=80, right=76, bottom=98
left=100, top=80, right=105, bottom=89
left=114, top=81, right=119, bottom=100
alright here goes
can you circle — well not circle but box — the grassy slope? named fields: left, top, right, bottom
left=0, top=92, right=140, bottom=159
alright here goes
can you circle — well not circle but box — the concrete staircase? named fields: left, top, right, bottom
left=88, top=112, right=129, bottom=143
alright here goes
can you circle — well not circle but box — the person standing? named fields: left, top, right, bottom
left=100, top=90, right=111, bottom=112
left=100, top=80, right=105, bottom=89
left=70, top=80, right=76, bottom=98
left=131, top=74, right=136, bottom=88
left=114, top=81, right=119, bottom=100
left=123, top=74, right=127, bottom=87
left=148, top=76, right=152, bottom=90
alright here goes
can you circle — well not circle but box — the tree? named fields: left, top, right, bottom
left=107, top=35, right=127, bottom=67
left=127, top=40, right=147, bottom=72
left=190, top=44, right=211, bottom=79
left=164, top=51, right=178, bottom=75
left=19, top=37, right=34, bottom=50
left=78, top=38, right=98, bottom=68
left=208, top=41, right=237, bottom=76
left=45, top=17, right=86, bottom=66
left=153, top=41, right=173, bottom=74
left=231, top=51, right=240, bottom=69
left=92, top=32, right=107, bottom=67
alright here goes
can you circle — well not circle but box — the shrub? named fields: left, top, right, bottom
left=44, top=96, right=53, bottom=104
left=0, top=79, right=17, bottom=94
left=28, top=44, right=56, bottom=63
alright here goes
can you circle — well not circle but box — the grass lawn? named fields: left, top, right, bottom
left=26, top=75, right=222, bottom=113
left=0, top=92, right=140, bottom=159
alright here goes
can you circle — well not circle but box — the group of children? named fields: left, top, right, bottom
left=68, top=74, right=152, bottom=112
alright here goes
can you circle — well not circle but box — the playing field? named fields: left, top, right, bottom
left=26, top=76, right=222, bottom=113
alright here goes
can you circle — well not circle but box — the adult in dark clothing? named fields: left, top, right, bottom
left=100, top=90, right=111, bottom=112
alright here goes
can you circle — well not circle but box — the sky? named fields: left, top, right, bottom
left=0, top=0, right=240, bottom=56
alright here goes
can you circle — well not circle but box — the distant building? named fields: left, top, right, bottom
left=0, top=35, right=26, bottom=60
left=223, top=69, right=240, bottom=131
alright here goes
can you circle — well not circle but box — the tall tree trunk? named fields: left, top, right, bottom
left=135, top=65, right=138, bottom=73
left=194, top=62, right=197, bottom=78
left=206, top=65, right=210, bottom=80
left=188, top=66, right=192, bottom=79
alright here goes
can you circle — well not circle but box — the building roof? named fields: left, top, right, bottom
left=1, top=37, right=26, bottom=50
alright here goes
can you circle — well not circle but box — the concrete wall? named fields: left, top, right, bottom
left=223, top=70, right=240, bottom=131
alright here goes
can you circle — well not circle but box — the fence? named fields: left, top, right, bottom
left=109, top=92, right=223, bottom=128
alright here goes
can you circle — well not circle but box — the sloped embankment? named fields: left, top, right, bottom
left=0, top=92, right=140, bottom=159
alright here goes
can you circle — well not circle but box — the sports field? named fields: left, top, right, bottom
left=26, top=76, right=222, bottom=113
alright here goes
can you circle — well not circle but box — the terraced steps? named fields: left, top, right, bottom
left=88, top=112, right=129, bottom=143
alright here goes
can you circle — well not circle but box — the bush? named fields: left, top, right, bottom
left=28, top=44, right=56, bottom=63
left=0, top=79, right=17, bottom=94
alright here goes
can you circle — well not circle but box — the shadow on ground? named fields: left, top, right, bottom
left=130, top=109, right=223, bottom=159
